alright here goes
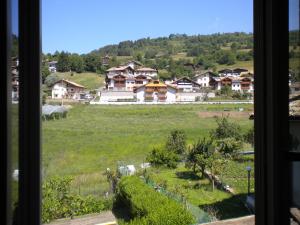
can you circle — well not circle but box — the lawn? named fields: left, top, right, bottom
left=42, top=104, right=254, bottom=199
left=55, top=72, right=105, bottom=90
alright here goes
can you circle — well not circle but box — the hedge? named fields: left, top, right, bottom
left=116, top=176, right=195, bottom=225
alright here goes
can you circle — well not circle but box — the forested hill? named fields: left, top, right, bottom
left=91, top=32, right=253, bottom=59
left=43, top=32, right=254, bottom=80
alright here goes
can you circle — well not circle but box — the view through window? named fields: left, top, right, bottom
left=41, top=1, right=255, bottom=224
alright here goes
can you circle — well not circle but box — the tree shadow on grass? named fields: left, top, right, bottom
left=175, top=171, right=201, bottom=180
left=112, top=201, right=132, bottom=223
left=199, top=193, right=252, bottom=220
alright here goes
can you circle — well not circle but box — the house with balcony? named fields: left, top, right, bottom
left=210, top=76, right=254, bottom=92
left=136, top=80, right=177, bottom=102
left=51, top=79, right=85, bottom=99
left=105, top=63, right=155, bottom=91
left=171, top=77, right=201, bottom=92
left=48, top=61, right=57, bottom=73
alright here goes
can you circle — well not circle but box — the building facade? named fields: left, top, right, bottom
left=51, top=79, right=85, bottom=99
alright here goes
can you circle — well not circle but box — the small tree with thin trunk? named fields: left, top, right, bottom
left=207, top=151, right=227, bottom=191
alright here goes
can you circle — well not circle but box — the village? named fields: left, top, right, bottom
left=41, top=59, right=256, bottom=104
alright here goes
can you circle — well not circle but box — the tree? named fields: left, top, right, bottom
left=57, top=51, right=71, bottom=72
left=220, top=85, right=232, bottom=97
left=185, top=138, right=214, bottom=178
left=45, top=74, right=60, bottom=87
left=83, top=54, right=101, bottom=72
left=216, top=137, right=242, bottom=159
left=69, top=54, right=84, bottom=73
left=146, top=148, right=179, bottom=168
left=207, top=151, right=227, bottom=191
left=166, top=130, right=186, bottom=155
left=41, top=65, right=50, bottom=83
left=244, top=126, right=254, bottom=147
left=210, top=116, right=243, bottom=141
left=217, top=51, right=236, bottom=65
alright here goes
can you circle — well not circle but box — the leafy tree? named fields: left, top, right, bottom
left=166, top=130, right=186, bottom=155
left=41, top=65, right=50, bottom=83
left=220, top=85, right=232, bottom=97
left=185, top=138, right=214, bottom=178
left=146, top=148, right=179, bottom=168
left=206, top=151, right=227, bottom=191
left=216, top=137, right=242, bottom=159
left=210, top=116, right=243, bottom=141
left=244, top=126, right=254, bottom=147
left=69, top=54, right=84, bottom=73
left=217, top=51, right=236, bottom=65
left=57, top=51, right=71, bottom=72
left=145, top=49, right=158, bottom=59
left=45, top=73, right=60, bottom=87
left=83, top=54, right=101, bottom=72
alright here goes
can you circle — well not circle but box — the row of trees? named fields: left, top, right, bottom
left=146, top=116, right=254, bottom=190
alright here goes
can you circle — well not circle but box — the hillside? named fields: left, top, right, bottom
left=45, top=33, right=254, bottom=80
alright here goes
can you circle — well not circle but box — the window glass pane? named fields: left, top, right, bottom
left=42, top=1, right=254, bottom=224
left=11, top=0, right=19, bottom=222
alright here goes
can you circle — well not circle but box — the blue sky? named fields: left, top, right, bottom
left=42, top=0, right=254, bottom=54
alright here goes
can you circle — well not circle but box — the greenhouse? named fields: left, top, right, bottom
left=42, top=105, right=68, bottom=120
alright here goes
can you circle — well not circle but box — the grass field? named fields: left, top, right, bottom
left=55, top=72, right=105, bottom=90
left=42, top=104, right=253, bottom=197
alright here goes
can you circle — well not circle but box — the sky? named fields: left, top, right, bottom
left=41, top=0, right=254, bottom=54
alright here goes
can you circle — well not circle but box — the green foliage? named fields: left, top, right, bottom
left=244, top=126, right=254, bottom=147
left=216, top=51, right=236, bottom=65
left=210, top=116, right=243, bottom=141
left=44, top=73, right=60, bottom=87
left=236, top=51, right=252, bottom=61
left=115, top=176, right=195, bottom=225
left=146, top=148, right=179, bottom=168
left=83, top=54, right=102, bottom=72
left=220, top=85, right=232, bottom=97
left=216, top=138, right=242, bottom=159
left=144, top=49, right=158, bottom=59
left=41, top=65, right=51, bottom=83
left=57, top=51, right=71, bottom=72
left=166, top=130, right=187, bottom=155
left=206, top=151, right=227, bottom=190
left=42, top=177, right=110, bottom=223
left=70, top=54, right=84, bottom=73
left=185, top=138, right=214, bottom=177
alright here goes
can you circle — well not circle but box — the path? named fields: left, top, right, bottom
left=45, top=211, right=117, bottom=225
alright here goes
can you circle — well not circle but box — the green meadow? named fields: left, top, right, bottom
left=42, top=104, right=253, bottom=198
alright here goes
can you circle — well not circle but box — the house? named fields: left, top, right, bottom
left=12, top=68, right=19, bottom=100
left=105, top=62, right=155, bottom=91
left=136, top=80, right=177, bottom=103
left=51, top=79, right=85, bottom=99
left=171, top=77, right=201, bottom=92
left=218, top=68, right=248, bottom=77
left=101, top=55, right=110, bottom=66
left=48, top=61, right=57, bottom=73
left=193, top=71, right=215, bottom=88
left=210, top=76, right=254, bottom=92
left=135, top=67, right=158, bottom=78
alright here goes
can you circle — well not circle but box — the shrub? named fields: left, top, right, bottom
left=244, top=126, right=254, bottom=147
left=166, top=130, right=186, bottom=155
left=42, top=177, right=110, bottom=223
left=210, top=116, right=243, bottom=141
left=115, top=176, right=195, bottom=225
left=216, top=137, right=243, bottom=159
left=146, top=148, right=179, bottom=168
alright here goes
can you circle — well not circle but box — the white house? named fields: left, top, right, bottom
left=135, top=67, right=158, bottom=78
left=193, top=71, right=215, bottom=88
left=48, top=61, right=58, bottom=73
left=136, top=80, right=177, bottom=103
left=210, top=76, right=254, bottom=93
left=51, top=79, right=85, bottom=99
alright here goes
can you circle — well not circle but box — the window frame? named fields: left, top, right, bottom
left=1, top=0, right=295, bottom=224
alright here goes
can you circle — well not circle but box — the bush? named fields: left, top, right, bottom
left=244, top=126, right=254, bottom=146
left=146, top=148, right=179, bottom=168
left=216, top=137, right=243, bottom=159
left=42, top=177, right=110, bottom=223
left=166, top=130, right=186, bottom=155
left=115, top=176, right=195, bottom=225
left=210, top=116, right=243, bottom=141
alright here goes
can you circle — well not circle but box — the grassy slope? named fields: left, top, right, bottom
left=55, top=72, right=105, bottom=90
left=42, top=104, right=253, bottom=196
left=149, top=164, right=252, bottom=220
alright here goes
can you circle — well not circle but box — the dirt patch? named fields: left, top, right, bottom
left=198, top=111, right=251, bottom=119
